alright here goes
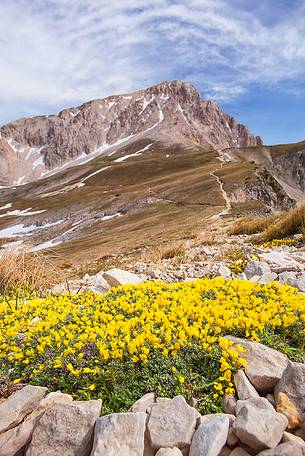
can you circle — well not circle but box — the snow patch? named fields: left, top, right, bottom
left=101, top=212, right=122, bottom=221
left=114, top=143, right=153, bottom=163
left=0, top=208, right=46, bottom=218
left=0, top=203, right=12, bottom=211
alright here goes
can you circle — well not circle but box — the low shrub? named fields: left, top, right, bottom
left=228, top=215, right=276, bottom=235
left=1, top=278, right=305, bottom=414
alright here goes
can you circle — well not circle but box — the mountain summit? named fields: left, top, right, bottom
left=0, top=80, right=261, bottom=185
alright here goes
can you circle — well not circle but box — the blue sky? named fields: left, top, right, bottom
left=0, top=0, right=304, bottom=144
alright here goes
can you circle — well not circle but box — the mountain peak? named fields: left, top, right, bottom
left=0, top=81, right=262, bottom=185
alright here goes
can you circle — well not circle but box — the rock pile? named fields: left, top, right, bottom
left=1, top=338, right=305, bottom=455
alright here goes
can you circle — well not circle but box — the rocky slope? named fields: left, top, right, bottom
left=0, top=80, right=262, bottom=185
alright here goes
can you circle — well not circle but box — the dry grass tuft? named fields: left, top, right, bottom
left=193, top=231, right=218, bottom=246
left=142, top=241, right=186, bottom=263
left=261, top=202, right=305, bottom=241
left=0, top=248, right=66, bottom=295
left=228, top=215, right=277, bottom=236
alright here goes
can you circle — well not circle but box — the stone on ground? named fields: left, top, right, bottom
left=0, top=391, right=72, bottom=456
left=234, top=370, right=260, bottom=400
left=244, top=261, right=270, bottom=279
left=230, top=449, right=252, bottom=456
left=91, top=412, right=146, bottom=456
left=282, top=431, right=305, bottom=453
left=256, top=442, right=303, bottom=455
left=103, top=268, right=144, bottom=287
left=225, top=336, right=288, bottom=393
left=147, top=396, right=198, bottom=450
left=189, top=414, right=229, bottom=456
left=259, top=272, right=278, bottom=284
left=155, top=448, right=183, bottom=456
left=275, top=361, right=305, bottom=413
left=275, top=392, right=303, bottom=430
left=26, top=399, right=102, bottom=456
left=233, top=397, right=288, bottom=452
left=0, top=385, right=47, bottom=433
left=222, top=394, right=237, bottom=415
left=129, top=393, right=156, bottom=413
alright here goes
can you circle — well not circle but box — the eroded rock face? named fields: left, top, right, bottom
left=233, top=397, right=288, bottom=452
left=91, top=412, right=146, bottom=456
left=0, top=385, right=47, bottom=433
left=225, top=336, right=288, bottom=393
left=26, top=399, right=102, bottom=456
left=0, top=80, right=262, bottom=185
left=147, top=396, right=199, bottom=450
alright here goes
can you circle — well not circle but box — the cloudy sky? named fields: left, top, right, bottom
left=1, top=0, right=304, bottom=144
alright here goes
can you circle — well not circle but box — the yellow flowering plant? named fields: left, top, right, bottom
left=0, top=278, right=305, bottom=414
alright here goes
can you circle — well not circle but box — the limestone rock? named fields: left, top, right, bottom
left=230, top=449, right=252, bottom=456
left=147, top=396, right=198, bottom=449
left=189, top=414, right=229, bottom=456
left=257, top=442, right=303, bottom=455
left=275, top=361, right=305, bottom=413
left=26, top=399, right=102, bottom=456
left=234, top=370, right=260, bottom=400
left=91, top=412, right=146, bottom=456
left=0, top=385, right=47, bottom=433
left=259, top=252, right=302, bottom=273
left=129, top=393, right=156, bottom=413
left=282, top=431, right=305, bottom=454
left=259, top=272, right=278, bottom=284
left=103, top=268, right=144, bottom=287
left=222, top=395, right=237, bottom=415
left=233, top=397, right=288, bottom=451
left=155, top=449, right=183, bottom=456
left=244, top=261, right=270, bottom=279
left=276, top=392, right=303, bottom=430
left=225, top=336, right=288, bottom=393
left=218, top=265, right=231, bottom=279
left=0, top=391, right=72, bottom=456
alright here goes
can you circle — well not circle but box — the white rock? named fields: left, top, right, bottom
left=218, top=265, right=231, bottom=279
left=147, top=396, right=198, bottom=450
left=234, top=370, right=260, bottom=401
left=0, top=391, right=72, bottom=456
left=275, top=361, right=305, bottom=413
left=155, top=448, right=183, bottom=456
left=0, top=385, right=47, bottom=433
left=244, top=261, right=270, bottom=279
left=103, top=268, right=144, bottom=287
left=257, top=442, right=303, bottom=455
left=26, top=399, right=102, bottom=456
left=189, top=414, right=229, bottom=456
left=129, top=393, right=156, bottom=413
left=259, top=272, right=278, bottom=284
left=259, top=252, right=302, bottom=273
left=233, top=397, right=288, bottom=452
left=91, top=412, right=146, bottom=456
left=225, top=336, right=288, bottom=393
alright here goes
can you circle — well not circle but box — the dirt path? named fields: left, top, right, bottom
left=209, top=150, right=232, bottom=220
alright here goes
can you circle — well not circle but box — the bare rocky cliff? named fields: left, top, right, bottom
left=0, top=80, right=262, bottom=185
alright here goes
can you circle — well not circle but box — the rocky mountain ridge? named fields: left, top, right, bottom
left=0, top=80, right=262, bottom=185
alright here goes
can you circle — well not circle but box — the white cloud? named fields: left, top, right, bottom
left=1, top=0, right=305, bottom=123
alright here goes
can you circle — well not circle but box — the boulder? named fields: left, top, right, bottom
left=189, top=414, right=229, bottom=456
left=230, top=449, right=252, bottom=456
left=225, top=336, right=288, bottom=393
left=259, top=252, right=302, bottom=273
left=26, top=399, right=102, bottom=456
left=233, top=397, right=288, bottom=452
left=276, top=392, right=303, bottom=430
left=147, top=396, right=198, bottom=450
left=275, top=361, right=305, bottom=413
left=218, top=265, right=231, bottom=279
left=155, top=449, right=183, bottom=456
left=278, top=271, right=299, bottom=285
left=0, top=391, right=72, bottom=456
left=282, top=431, right=305, bottom=453
left=244, top=261, right=270, bottom=279
left=0, top=385, right=47, bottom=433
left=257, top=442, right=303, bottom=455
left=259, top=272, right=278, bottom=284
left=129, top=393, right=156, bottom=413
left=234, top=370, right=260, bottom=401
left=91, top=412, right=146, bottom=456
left=222, top=395, right=237, bottom=415
left=103, top=268, right=144, bottom=287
